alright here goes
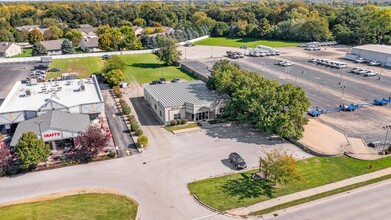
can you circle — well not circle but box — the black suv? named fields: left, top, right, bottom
left=228, top=152, right=247, bottom=169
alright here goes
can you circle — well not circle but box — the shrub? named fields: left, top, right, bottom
left=108, top=151, right=116, bottom=158
left=180, top=118, right=188, bottom=124
left=131, top=122, right=139, bottom=131
left=170, top=120, right=178, bottom=126
left=138, top=135, right=148, bottom=147
left=119, top=99, right=125, bottom=106
left=128, top=115, right=136, bottom=123
left=112, top=86, right=122, bottom=98
left=122, top=105, right=131, bottom=115
left=135, top=129, right=143, bottom=136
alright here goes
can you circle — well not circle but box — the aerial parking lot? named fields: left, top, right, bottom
left=197, top=45, right=391, bottom=144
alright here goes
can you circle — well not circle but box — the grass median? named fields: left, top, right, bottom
left=195, top=37, right=300, bottom=48
left=164, top=122, right=200, bottom=132
left=48, top=56, right=104, bottom=79
left=188, top=155, right=391, bottom=211
left=0, top=193, right=138, bottom=220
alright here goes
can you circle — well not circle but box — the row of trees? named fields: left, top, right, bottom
left=0, top=2, right=390, bottom=45
left=98, top=25, right=141, bottom=51
left=207, top=60, right=310, bottom=139
left=31, top=39, right=75, bottom=56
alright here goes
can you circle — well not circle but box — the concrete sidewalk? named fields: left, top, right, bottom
left=227, top=167, right=391, bottom=216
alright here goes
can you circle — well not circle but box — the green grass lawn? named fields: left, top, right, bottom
left=47, top=56, right=104, bottom=79
left=195, top=37, right=300, bottom=48
left=121, top=54, right=196, bottom=84
left=10, top=48, right=32, bottom=58
left=165, top=122, right=200, bottom=132
left=188, top=155, right=391, bottom=211
left=0, top=193, right=138, bottom=220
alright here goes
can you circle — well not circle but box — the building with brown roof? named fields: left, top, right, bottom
left=40, top=40, right=64, bottom=55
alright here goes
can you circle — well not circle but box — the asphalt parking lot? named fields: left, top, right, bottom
left=198, top=46, right=391, bottom=144
left=0, top=62, right=35, bottom=105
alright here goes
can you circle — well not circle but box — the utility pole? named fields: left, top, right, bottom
left=340, top=86, right=346, bottom=107
left=383, top=125, right=391, bottom=154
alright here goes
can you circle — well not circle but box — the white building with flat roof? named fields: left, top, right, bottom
left=351, top=44, right=391, bottom=67
left=0, top=75, right=104, bottom=126
left=144, top=81, right=228, bottom=124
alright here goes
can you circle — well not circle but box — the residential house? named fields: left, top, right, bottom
left=80, top=38, right=101, bottom=52
left=0, top=42, right=22, bottom=58
left=15, top=25, right=40, bottom=32
left=40, top=39, right=64, bottom=55
left=78, top=24, right=97, bottom=39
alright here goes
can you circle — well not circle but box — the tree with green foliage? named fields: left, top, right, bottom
left=211, top=22, right=228, bottom=37
left=119, top=25, right=142, bottom=50
left=155, top=36, right=181, bottom=66
left=32, top=42, right=48, bottom=56
left=133, top=18, right=146, bottom=27
left=61, top=39, right=75, bottom=54
left=14, top=131, right=50, bottom=170
left=0, top=29, right=15, bottom=42
left=208, top=60, right=309, bottom=139
left=106, top=69, right=125, bottom=87
left=64, top=29, right=82, bottom=46
left=27, top=29, right=44, bottom=44
left=102, top=55, right=126, bottom=73
left=98, top=33, right=112, bottom=51
left=259, top=149, right=300, bottom=185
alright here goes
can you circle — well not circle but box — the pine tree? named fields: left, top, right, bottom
left=61, top=39, right=75, bottom=54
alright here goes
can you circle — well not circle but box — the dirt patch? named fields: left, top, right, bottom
left=0, top=188, right=138, bottom=207
left=298, top=119, right=347, bottom=156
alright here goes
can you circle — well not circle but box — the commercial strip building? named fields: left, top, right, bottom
left=144, top=81, right=228, bottom=124
left=10, top=111, right=91, bottom=150
left=349, top=44, right=391, bottom=67
left=0, top=75, right=104, bottom=128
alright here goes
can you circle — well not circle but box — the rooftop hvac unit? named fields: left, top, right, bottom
left=25, top=89, right=31, bottom=96
left=80, top=84, right=85, bottom=91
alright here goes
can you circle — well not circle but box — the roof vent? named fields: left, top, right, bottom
left=80, top=84, right=85, bottom=91
left=25, top=89, right=31, bottom=96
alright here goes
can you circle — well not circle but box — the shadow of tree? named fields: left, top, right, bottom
left=130, top=63, right=165, bottom=69
left=221, top=173, right=275, bottom=200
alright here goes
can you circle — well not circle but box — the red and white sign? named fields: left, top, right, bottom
left=43, top=132, right=61, bottom=138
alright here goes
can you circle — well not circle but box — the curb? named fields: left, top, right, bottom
left=192, top=194, right=221, bottom=213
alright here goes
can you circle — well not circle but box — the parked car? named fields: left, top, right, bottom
left=184, top=42, right=194, bottom=47
left=149, top=80, right=160, bottom=85
left=48, top=68, right=60, bottom=72
left=351, top=67, right=365, bottom=74
left=171, top=78, right=180, bottom=83
left=355, top=58, right=367, bottom=63
left=101, top=54, right=110, bottom=60
left=159, top=78, right=166, bottom=84
left=369, top=60, right=381, bottom=66
left=368, top=141, right=381, bottom=148
left=274, top=60, right=286, bottom=65
left=228, top=152, right=247, bottom=170
left=362, top=70, right=377, bottom=77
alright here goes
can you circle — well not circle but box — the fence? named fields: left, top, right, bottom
left=0, top=35, right=210, bottom=64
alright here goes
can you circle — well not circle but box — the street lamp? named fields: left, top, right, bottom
left=211, top=46, right=213, bottom=58
left=383, top=125, right=391, bottom=154
left=338, top=68, right=343, bottom=85
left=185, top=47, right=187, bottom=60
left=35, top=120, right=43, bottom=140
left=339, top=86, right=346, bottom=107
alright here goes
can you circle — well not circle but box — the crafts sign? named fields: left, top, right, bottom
left=43, top=131, right=61, bottom=139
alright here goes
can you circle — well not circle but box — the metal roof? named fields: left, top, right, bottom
left=144, top=80, right=228, bottom=108
left=10, top=111, right=91, bottom=146
left=353, top=44, right=391, bottom=54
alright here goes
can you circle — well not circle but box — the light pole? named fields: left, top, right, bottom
left=338, top=68, right=343, bottom=85
left=383, top=125, right=391, bottom=154
left=35, top=120, right=43, bottom=140
left=211, top=46, right=213, bottom=58
left=185, top=47, right=187, bottom=60
left=340, top=86, right=346, bottom=107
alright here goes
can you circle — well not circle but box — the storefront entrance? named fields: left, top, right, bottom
left=195, top=109, right=209, bottom=121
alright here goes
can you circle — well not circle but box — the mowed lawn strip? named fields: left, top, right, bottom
left=0, top=193, right=138, bottom=220
left=10, top=48, right=32, bottom=58
left=195, top=37, right=300, bottom=48
left=121, top=53, right=196, bottom=84
left=164, top=122, right=200, bottom=132
left=48, top=56, right=104, bottom=79
left=188, top=156, right=391, bottom=211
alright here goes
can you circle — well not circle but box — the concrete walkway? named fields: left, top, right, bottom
left=227, top=167, right=391, bottom=216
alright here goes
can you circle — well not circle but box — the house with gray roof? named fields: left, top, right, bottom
left=10, top=110, right=91, bottom=150
left=78, top=24, right=97, bottom=39
left=0, top=42, right=22, bottom=58
left=80, top=37, right=101, bottom=52
left=40, top=39, right=64, bottom=55
left=144, top=81, right=228, bottom=124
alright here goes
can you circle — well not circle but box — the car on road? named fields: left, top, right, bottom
left=48, top=68, right=60, bottom=72
left=171, top=78, right=180, bottom=83
left=369, top=61, right=382, bottom=66
left=281, top=61, right=294, bottom=67
left=228, top=152, right=247, bottom=170
left=355, top=58, right=367, bottom=63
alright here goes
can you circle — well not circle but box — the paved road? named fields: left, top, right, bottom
left=261, top=179, right=391, bottom=220
left=102, top=90, right=136, bottom=157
